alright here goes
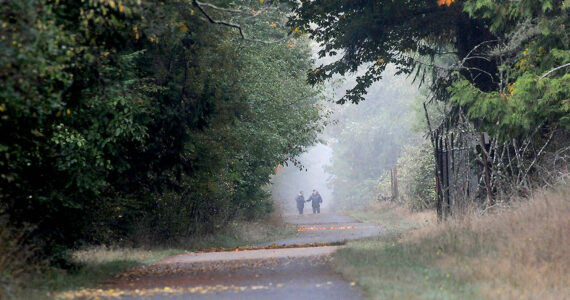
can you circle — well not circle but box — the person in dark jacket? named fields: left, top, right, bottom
left=295, top=191, right=305, bottom=215
left=307, top=190, right=323, bottom=214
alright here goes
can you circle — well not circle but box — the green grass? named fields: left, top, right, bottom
left=346, top=201, right=432, bottom=233
left=16, top=248, right=184, bottom=299
left=333, top=236, right=481, bottom=300
left=335, top=202, right=481, bottom=299
left=177, top=220, right=298, bottom=250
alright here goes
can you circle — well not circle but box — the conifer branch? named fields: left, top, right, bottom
left=539, top=63, right=570, bottom=81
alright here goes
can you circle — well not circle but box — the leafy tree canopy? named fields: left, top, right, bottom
left=289, top=0, right=498, bottom=104
left=0, top=0, right=325, bottom=262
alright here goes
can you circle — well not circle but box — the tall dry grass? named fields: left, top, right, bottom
left=406, top=184, right=570, bottom=299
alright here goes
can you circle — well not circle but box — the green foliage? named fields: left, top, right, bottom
left=0, top=0, right=324, bottom=263
left=1, top=0, right=152, bottom=261
left=394, top=142, right=436, bottom=211
left=326, top=69, right=420, bottom=208
left=294, top=0, right=569, bottom=208
left=463, top=0, right=566, bottom=32
left=451, top=0, right=570, bottom=138
left=289, top=0, right=498, bottom=103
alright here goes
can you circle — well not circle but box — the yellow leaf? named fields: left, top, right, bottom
left=0, top=104, right=5, bottom=112
left=66, top=109, right=71, bottom=115
left=179, top=22, right=189, bottom=33
left=270, top=23, right=276, bottom=28
left=109, top=0, right=116, bottom=9
left=259, top=0, right=264, bottom=3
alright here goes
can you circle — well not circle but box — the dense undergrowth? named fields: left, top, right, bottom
left=337, top=183, right=570, bottom=300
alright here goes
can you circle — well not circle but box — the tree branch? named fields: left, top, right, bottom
left=192, top=0, right=292, bottom=44
left=193, top=0, right=246, bottom=39
left=520, top=127, right=556, bottom=183
left=194, top=0, right=244, bottom=14
left=539, top=63, right=570, bottom=81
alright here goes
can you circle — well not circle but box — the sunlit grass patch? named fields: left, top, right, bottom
left=72, top=247, right=183, bottom=265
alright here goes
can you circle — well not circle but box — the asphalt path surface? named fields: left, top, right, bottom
left=84, top=210, right=384, bottom=299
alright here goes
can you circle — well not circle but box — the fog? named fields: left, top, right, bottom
left=271, top=44, right=423, bottom=214
left=270, top=143, right=334, bottom=213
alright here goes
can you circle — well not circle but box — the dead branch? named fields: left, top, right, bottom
left=520, top=127, right=556, bottom=183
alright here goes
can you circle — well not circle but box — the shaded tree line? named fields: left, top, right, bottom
left=0, top=0, right=324, bottom=263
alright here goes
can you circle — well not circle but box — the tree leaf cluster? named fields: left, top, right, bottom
left=450, top=0, right=570, bottom=138
left=289, top=0, right=498, bottom=104
left=0, top=0, right=324, bottom=263
left=293, top=0, right=569, bottom=207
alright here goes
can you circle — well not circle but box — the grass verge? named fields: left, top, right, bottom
left=5, top=214, right=296, bottom=299
left=334, top=185, right=570, bottom=300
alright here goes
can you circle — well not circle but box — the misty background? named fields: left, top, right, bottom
left=271, top=56, right=425, bottom=214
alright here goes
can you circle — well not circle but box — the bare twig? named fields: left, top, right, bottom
left=520, top=127, right=556, bottom=183
left=539, top=63, right=570, bottom=81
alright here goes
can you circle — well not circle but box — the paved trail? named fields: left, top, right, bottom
left=92, top=211, right=384, bottom=299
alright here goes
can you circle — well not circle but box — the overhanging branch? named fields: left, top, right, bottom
left=193, top=0, right=246, bottom=39
left=539, top=63, right=570, bottom=81
left=192, top=0, right=292, bottom=44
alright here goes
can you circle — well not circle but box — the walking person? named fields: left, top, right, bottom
left=295, top=191, right=305, bottom=215
left=307, top=190, right=323, bottom=214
